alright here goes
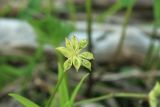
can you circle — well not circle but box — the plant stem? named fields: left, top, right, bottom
left=85, top=0, right=94, bottom=97
left=75, top=92, right=148, bottom=106
left=46, top=71, right=66, bottom=107
left=143, top=25, right=158, bottom=69
left=115, top=1, right=134, bottom=58
left=67, top=0, right=76, bottom=23
left=48, top=0, right=54, bottom=16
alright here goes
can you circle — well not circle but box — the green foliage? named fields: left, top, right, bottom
left=48, top=66, right=89, bottom=107
left=30, top=16, right=74, bottom=46
left=67, top=0, right=77, bottom=22
left=69, top=73, right=89, bottom=107
left=56, top=36, right=94, bottom=71
left=19, top=0, right=42, bottom=19
left=149, top=82, right=160, bottom=107
left=18, top=0, right=73, bottom=46
left=0, top=6, right=12, bottom=17
left=39, top=36, right=93, bottom=107
left=57, top=62, right=69, bottom=107
left=0, top=54, right=38, bottom=90
left=98, top=0, right=136, bottom=22
left=120, top=0, right=136, bottom=7
left=144, top=0, right=160, bottom=69
left=9, top=93, right=40, bottom=107
left=154, top=0, right=160, bottom=26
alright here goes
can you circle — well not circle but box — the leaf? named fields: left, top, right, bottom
left=64, top=101, right=72, bottom=107
left=56, top=47, right=71, bottom=58
left=149, top=82, right=160, bottom=107
left=98, top=2, right=122, bottom=22
left=154, top=0, right=160, bottom=26
left=9, top=93, right=40, bottom=107
left=80, top=52, right=94, bottom=60
left=71, top=36, right=79, bottom=50
left=70, top=73, right=89, bottom=106
left=73, top=57, right=81, bottom=71
left=119, top=0, right=135, bottom=7
left=82, top=59, right=91, bottom=71
left=64, top=58, right=72, bottom=71
left=58, top=63, right=69, bottom=107
left=79, top=39, right=88, bottom=49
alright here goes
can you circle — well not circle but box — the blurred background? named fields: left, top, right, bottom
left=0, top=0, right=159, bottom=107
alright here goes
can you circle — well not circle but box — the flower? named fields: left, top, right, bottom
left=56, top=35, right=94, bottom=71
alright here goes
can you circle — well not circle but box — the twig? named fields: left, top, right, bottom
left=75, top=92, right=147, bottom=106
left=100, top=70, right=160, bottom=82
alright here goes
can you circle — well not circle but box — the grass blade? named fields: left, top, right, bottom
left=9, top=93, right=40, bottom=107
left=69, top=73, right=89, bottom=106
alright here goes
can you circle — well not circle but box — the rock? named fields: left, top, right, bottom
left=0, top=18, right=37, bottom=55
left=69, top=22, right=159, bottom=64
left=80, top=103, right=105, bottom=107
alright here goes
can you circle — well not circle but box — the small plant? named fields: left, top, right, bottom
left=56, top=36, right=94, bottom=71
left=9, top=35, right=94, bottom=107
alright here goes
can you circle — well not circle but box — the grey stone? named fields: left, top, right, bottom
left=69, top=23, right=158, bottom=64
left=0, top=18, right=37, bottom=47
left=0, top=18, right=37, bottom=55
left=80, top=103, right=105, bottom=107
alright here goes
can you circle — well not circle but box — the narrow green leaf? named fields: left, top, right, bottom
left=56, top=47, right=71, bottom=58
left=58, top=63, right=69, bottom=107
left=154, top=0, right=160, bottom=26
left=82, top=59, right=91, bottom=71
left=149, top=82, right=160, bottom=107
left=70, top=73, right=89, bottom=106
left=9, top=93, right=40, bottom=107
left=98, top=2, right=122, bottom=22
left=119, top=0, right=135, bottom=7
left=80, top=52, right=94, bottom=60
left=64, top=101, right=72, bottom=107
left=73, top=57, right=81, bottom=71
left=64, top=58, right=72, bottom=71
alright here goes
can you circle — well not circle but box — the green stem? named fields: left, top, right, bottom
left=115, top=0, right=135, bottom=58
left=75, top=92, right=148, bottom=106
left=49, top=0, right=54, bottom=16
left=46, top=71, right=66, bottom=107
left=143, top=25, right=158, bottom=69
left=86, top=0, right=92, bottom=51
left=85, top=0, right=94, bottom=97
left=67, top=0, right=76, bottom=23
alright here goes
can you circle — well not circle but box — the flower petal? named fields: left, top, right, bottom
left=81, top=59, right=91, bottom=71
left=80, top=52, right=94, bottom=60
left=73, top=57, right=81, bottom=71
left=56, top=47, right=71, bottom=58
left=64, top=58, right=72, bottom=71
left=71, top=36, right=79, bottom=50
left=65, top=38, right=72, bottom=49
left=79, top=39, right=88, bottom=49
